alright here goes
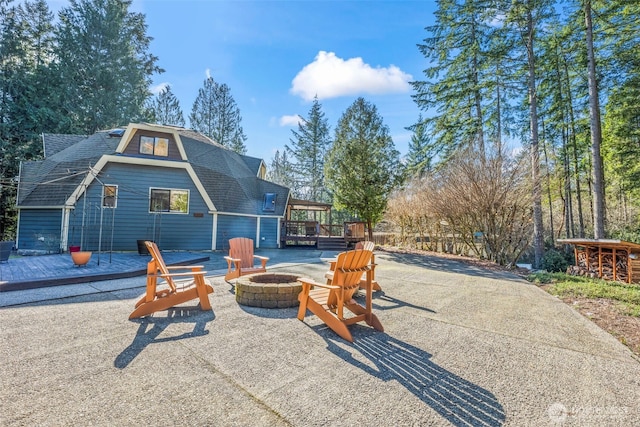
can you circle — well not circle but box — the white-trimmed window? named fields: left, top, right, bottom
left=102, top=185, right=118, bottom=208
left=149, top=188, right=189, bottom=214
left=139, top=135, right=169, bottom=157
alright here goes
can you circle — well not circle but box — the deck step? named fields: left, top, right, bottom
left=317, top=237, right=348, bottom=251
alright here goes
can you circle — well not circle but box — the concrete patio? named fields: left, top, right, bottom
left=1, top=249, right=639, bottom=426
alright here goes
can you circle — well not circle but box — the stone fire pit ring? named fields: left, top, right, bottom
left=235, top=272, right=303, bottom=308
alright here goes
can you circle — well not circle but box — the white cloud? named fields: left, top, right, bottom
left=290, top=51, right=413, bottom=101
left=206, top=68, right=211, bottom=79
left=279, top=114, right=303, bottom=127
left=150, top=82, right=169, bottom=95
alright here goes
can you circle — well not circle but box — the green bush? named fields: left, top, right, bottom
left=542, top=249, right=570, bottom=273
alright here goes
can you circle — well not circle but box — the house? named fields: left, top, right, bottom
left=16, top=123, right=290, bottom=253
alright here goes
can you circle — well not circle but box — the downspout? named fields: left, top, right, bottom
left=256, top=217, right=261, bottom=249
left=15, top=161, right=23, bottom=249
left=277, top=215, right=282, bottom=248
left=61, top=207, right=71, bottom=251
left=211, top=212, right=218, bottom=250
left=15, top=209, right=21, bottom=249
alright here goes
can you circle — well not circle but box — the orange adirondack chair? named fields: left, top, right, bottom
left=129, top=241, right=213, bottom=319
left=297, top=248, right=384, bottom=342
left=224, top=237, right=269, bottom=281
left=325, top=241, right=381, bottom=291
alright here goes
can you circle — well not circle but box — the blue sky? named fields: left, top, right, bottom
left=51, top=0, right=437, bottom=162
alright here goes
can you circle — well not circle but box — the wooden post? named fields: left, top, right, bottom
left=585, top=247, right=590, bottom=271
left=628, top=249, right=632, bottom=284
left=613, top=248, right=617, bottom=281
left=598, top=246, right=602, bottom=278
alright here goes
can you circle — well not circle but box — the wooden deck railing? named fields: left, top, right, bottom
left=281, top=220, right=369, bottom=246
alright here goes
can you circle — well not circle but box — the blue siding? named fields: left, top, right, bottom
left=68, top=163, right=213, bottom=251
left=259, top=217, right=279, bottom=248
left=216, top=214, right=257, bottom=250
left=18, top=209, right=63, bottom=251
left=18, top=161, right=289, bottom=253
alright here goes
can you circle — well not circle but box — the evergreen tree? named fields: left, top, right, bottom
left=411, top=0, right=496, bottom=160
left=16, top=0, right=66, bottom=135
left=54, top=0, right=161, bottom=134
left=189, top=76, right=247, bottom=154
left=325, top=98, right=402, bottom=240
left=503, top=0, right=556, bottom=268
left=285, top=96, right=332, bottom=202
left=405, top=114, right=432, bottom=177
left=0, top=0, right=20, bottom=240
left=0, top=0, right=58, bottom=240
left=149, top=85, right=185, bottom=127
left=584, top=0, right=605, bottom=238
left=266, top=149, right=296, bottom=191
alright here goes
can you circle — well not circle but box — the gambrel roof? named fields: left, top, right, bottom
left=18, top=123, right=289, bottom=216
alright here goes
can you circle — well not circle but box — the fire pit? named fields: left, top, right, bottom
left=235, top=272, right=303, bottom=308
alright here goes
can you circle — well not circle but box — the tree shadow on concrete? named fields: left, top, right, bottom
left=322, top=329, right=505, bottom=426
left=378, top=250, right=527, bottom=282
left=114, top=306, right=214, bottom=369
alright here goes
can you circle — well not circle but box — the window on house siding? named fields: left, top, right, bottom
left=263, top=193, right=276, bottom=212
left=139, top=136, right=169, bottom=156
left=102, top=185, right=118, bottom=208
left=149, top=188, right=189, bottom=213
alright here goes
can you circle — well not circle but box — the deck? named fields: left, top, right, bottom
left=280, top=220, right=368, bottom=250
left=0, top=251, right=209, bottom=292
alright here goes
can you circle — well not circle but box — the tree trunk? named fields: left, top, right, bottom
left=527, top=8, right=545, bottom=269
left=585, top=0, right=606, bottom=239
left=542, top=118, right=555, bottom=243
left=563, top=128, right=574, bottom=238
left=562, top=52, right=585, bottom=237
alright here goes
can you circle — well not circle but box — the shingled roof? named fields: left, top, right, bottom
left=18, top=125, right=289, bottom=216
left=42, top=133, right=88, bottom=157
left=18, top=131, right=119, bottom=207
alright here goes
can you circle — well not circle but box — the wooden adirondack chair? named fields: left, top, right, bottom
left=297, top=248, right=384, bottom=342
left=224, top=237, right=269, bottom=281
left=129, top=241, right=214, bottom=319
left=325, top=241, right=382, bottom=291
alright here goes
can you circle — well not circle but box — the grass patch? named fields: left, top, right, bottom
left=528, top=272, right=640, bottom=317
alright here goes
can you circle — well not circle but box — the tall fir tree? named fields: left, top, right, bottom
left=150, top=85, right=185, bottom=127
left=405, top=114, right=432, bottom=178
left=285, top=96, right=332, bottom=202
left=266, top=149, right=296, bottom=191
left=0, top=0, right=58, bottom=240
left=504, top=0, right=556, bottom=268
left=325, top=98, right=402, bottom=240
left=584, top=0, right=605, bottom=238
left=411, top=0, right=496, bottom=161
left=54, top=0, right=161, bottom=134
left=189, top=76, right=247, bottom=155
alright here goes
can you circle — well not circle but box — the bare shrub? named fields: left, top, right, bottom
left=386, top=149, right=532, bottom=265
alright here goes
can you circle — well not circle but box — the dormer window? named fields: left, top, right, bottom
left=139, top=135, right=169, bottom=156
left=263, top=193, right=276, bottom=212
